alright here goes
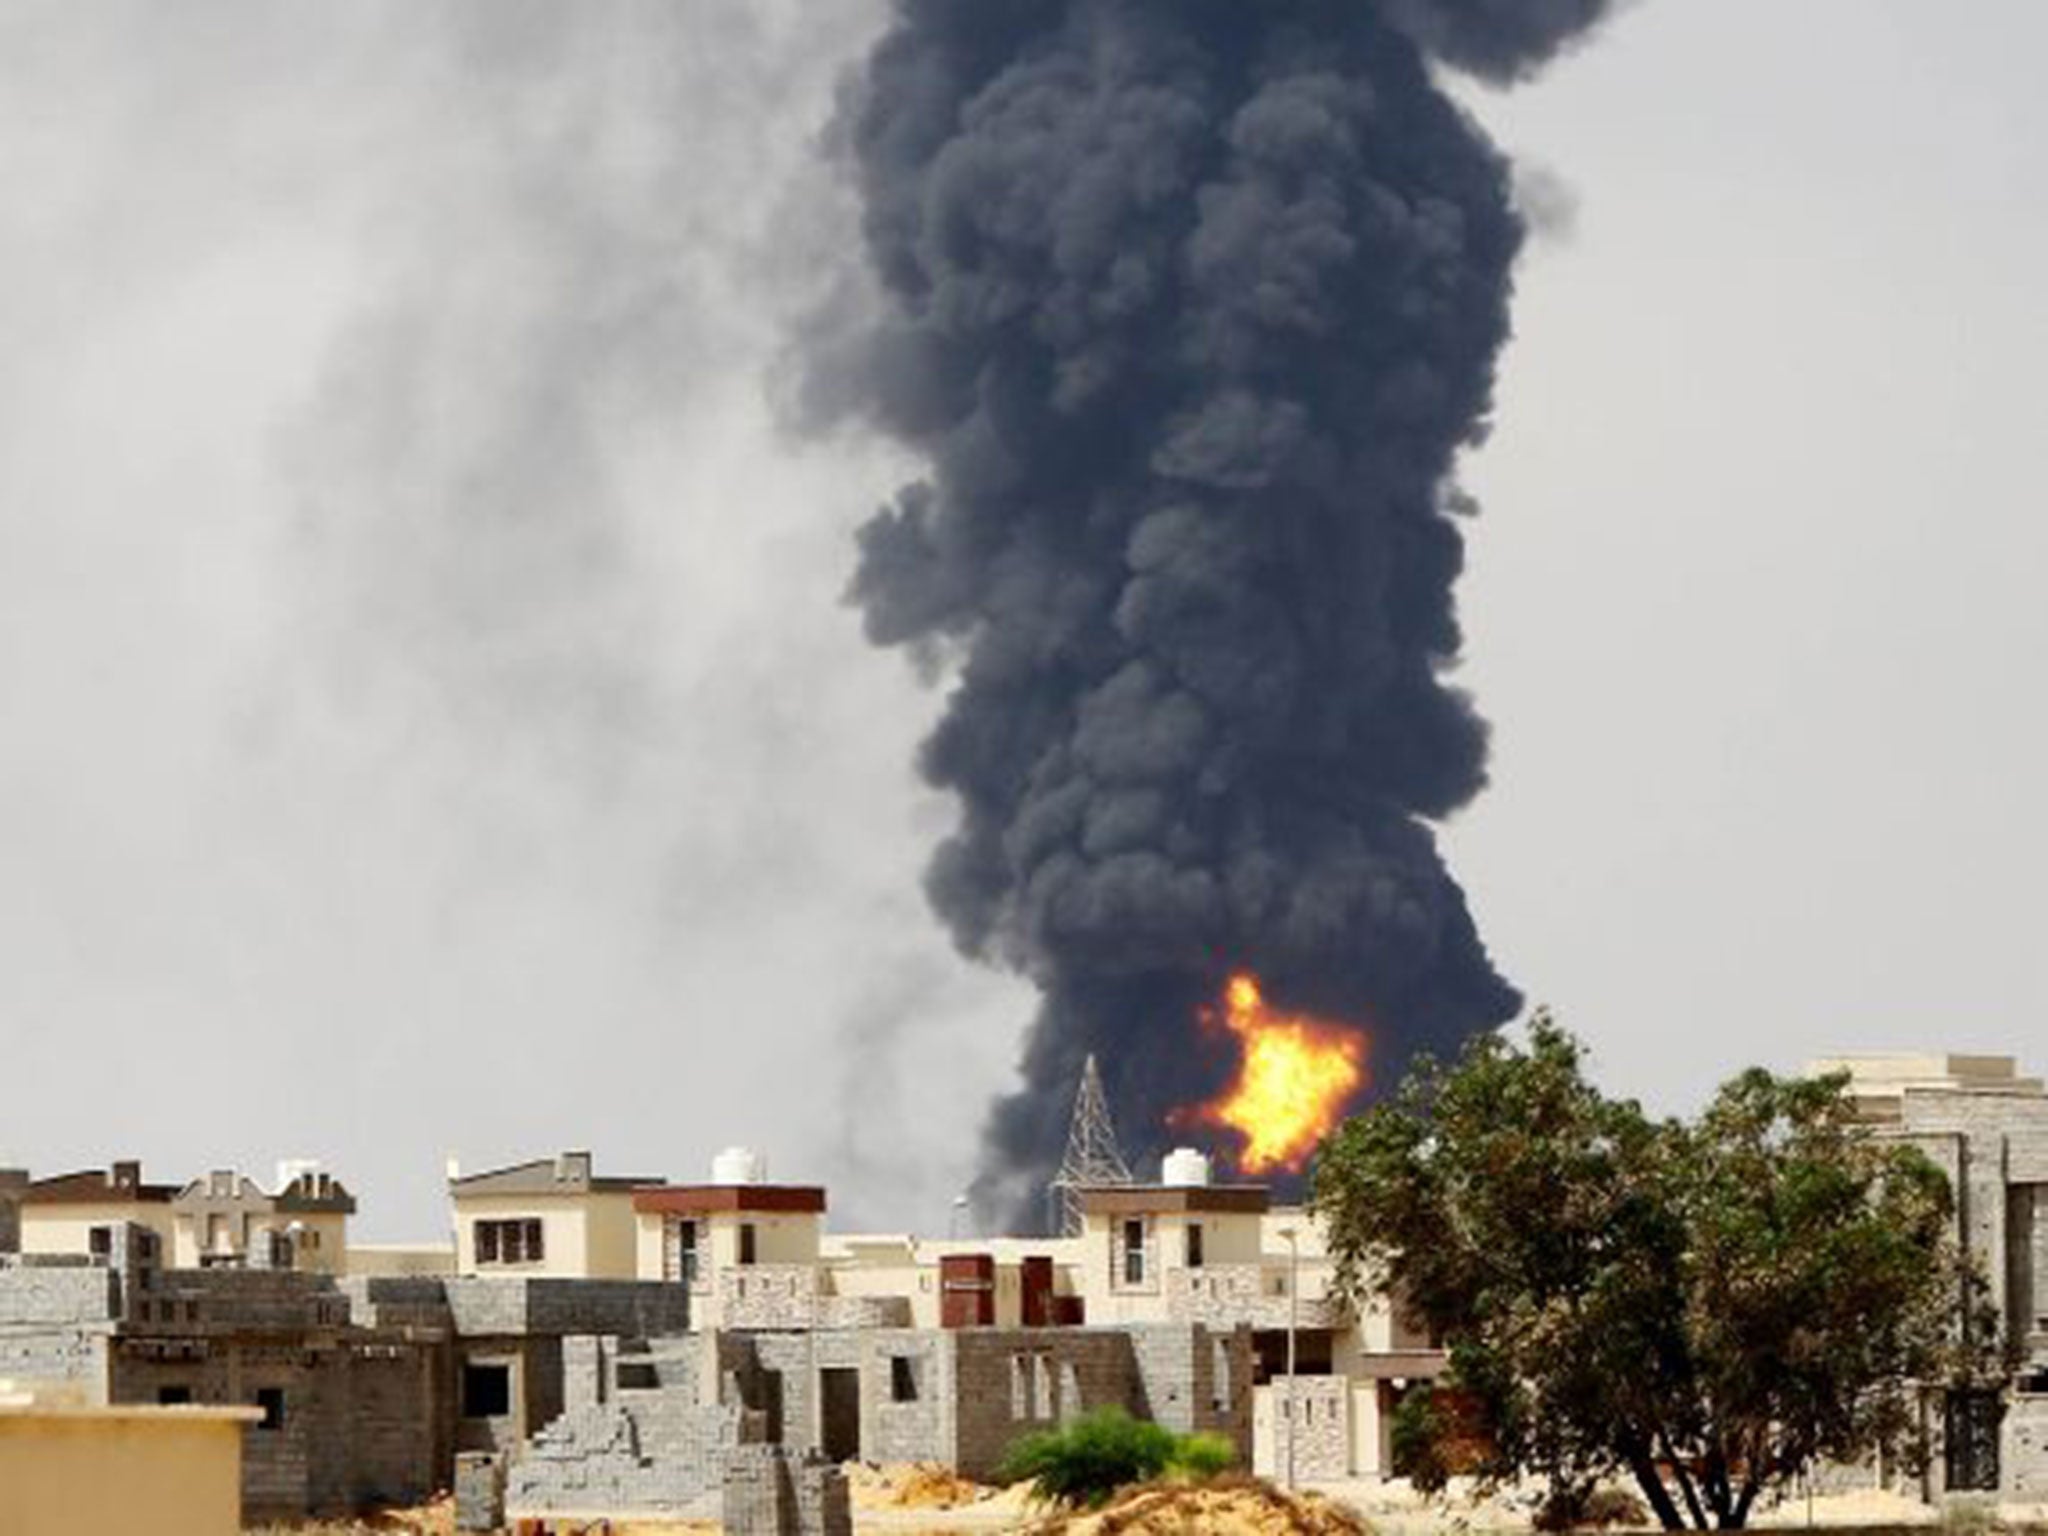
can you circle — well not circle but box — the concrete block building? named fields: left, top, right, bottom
left=0, top=1215, right=693, bottom=1522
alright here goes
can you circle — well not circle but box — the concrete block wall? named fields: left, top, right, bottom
left=0, top=1321, right=110, bottom=1395
left=0, top=1264, right=119, bottom=1326
left=950, top=1329, right=1139, bottom=1479
left=1128, top=1323, right=1253, bottom=1450
left=857, top=1329, right=954, bottom=1466
left=507, top=1333, right=764, bottom=1521
left=721, top=1445, right=850, bottom=1536
left=455, top=1452, right=507, bottom=1532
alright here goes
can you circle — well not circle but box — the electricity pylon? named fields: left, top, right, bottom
left=1047, top=1053, right=1134, bottom=1236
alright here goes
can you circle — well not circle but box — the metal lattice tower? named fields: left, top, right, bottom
left=1048, top=1053, right=1134, bottom=1236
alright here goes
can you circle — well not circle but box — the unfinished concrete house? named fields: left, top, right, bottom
left=1815, top=1053, right=2048, bottom=1500
left=498, top=1145, right=1435, bottom=1524
left=0, top=1207, right=694, bottom=1523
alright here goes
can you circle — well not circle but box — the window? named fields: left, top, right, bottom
left=1121, top=1218, right=1146, bottom=1286
left=1010, top=1353, right=1030, bottom=1418
left=672, top=1218, right=700, bottom=1285
left=462, top=1362, right=513, bottom=1419
left=255, top=1388, right=286, bottom=1431
left=738, top=1222, right=757, bottom=1266
left=157, top=1386, right=192, bottom=1406
left=88, top=1226, right=112, bottom=1259
left=1185, top=1222, right=1204, bottom=1269
left=1033, top=1354, right=1054, bottom=1418
left=890, top=1355, right=918, bottom=1403
left=474, top=1218, right=544, bottom=1267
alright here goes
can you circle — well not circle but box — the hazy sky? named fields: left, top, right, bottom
left=2, top=0, right=2043, bottom=1240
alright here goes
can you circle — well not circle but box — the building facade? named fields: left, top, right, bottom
left=1814, top=1053, right=2048, bottom=1501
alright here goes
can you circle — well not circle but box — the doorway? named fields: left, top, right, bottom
left=820, top=1368, right=861, bottom=1462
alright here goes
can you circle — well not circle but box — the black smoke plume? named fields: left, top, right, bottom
left=821, top=0, right=1609, bottom=1223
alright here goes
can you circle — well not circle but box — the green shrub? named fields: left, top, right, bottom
left=1171, top=1431, right=1237, bottom=1480
left=996, top=1408, right=1238, bottom=1508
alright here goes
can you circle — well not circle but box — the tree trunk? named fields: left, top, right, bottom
left=1627, top=1451, right=1689, bottom=1532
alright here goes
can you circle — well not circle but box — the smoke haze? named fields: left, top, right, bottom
left=0, top=0, right=1026, bottom=1237
left=820, top=0, right=1610, bottom=1219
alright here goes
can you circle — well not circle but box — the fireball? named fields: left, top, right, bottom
left=1195, top=973, right=1365, bottom=1174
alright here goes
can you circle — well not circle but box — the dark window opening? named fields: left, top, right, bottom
left=475, top=1218, right=544, bottom=1267
left=463, top=1363, right=513, bottom=1420
left=88, top=1226, right=112, bottom=1259
left=1250, top=1328, right=1335, bottom=1386
left=890, top=1355, right=918, bottom=1403
left=739, top=1222, right=757, bottom=1266
left=676, top=1218, right=700, bottom=1285
left=255, top=1387, right=286, bottom=1431
left=157, top=1385, right=193, bottom=1405
left=1186, top=1223, right=1204, bottom=1269
left=1121, top=1218, right=1146, bottom=1286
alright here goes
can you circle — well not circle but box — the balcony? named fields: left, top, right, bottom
left=1165, top=1264, right=1349, bottom=1331
left=715, top=1266, right=910, bottom=1330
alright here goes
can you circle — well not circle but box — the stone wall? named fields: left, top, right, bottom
left=2004, top=1395, right=2048, bottom=1500
left=1267, top=1375, right=1350, bottom=1482
left=1166, top=1266, right=1346, bottom=1332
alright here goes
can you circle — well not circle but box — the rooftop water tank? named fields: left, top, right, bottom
left=1161, top=1148, right=1212, bottom=1187
left=711, top=1147, right=767, bottom=1186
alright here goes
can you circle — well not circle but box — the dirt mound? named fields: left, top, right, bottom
left=1032, top=1475, right=1374, bottom=1535
left=846, top=1460, right=1005, bottom=1511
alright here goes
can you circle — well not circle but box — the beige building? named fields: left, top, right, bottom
left=170, top=1164, right=356, bottom=1274
left=0, top=1381, right=260, bottom=1536
left=16, top=1161, right=178, bottom=1258
left=1810, top=1052, right=2048, bottom=1499
left=449, top=1150, right=659, bottom=1280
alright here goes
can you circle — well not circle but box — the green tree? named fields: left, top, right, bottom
left=1312, top=1016, right=1998, bottom=1530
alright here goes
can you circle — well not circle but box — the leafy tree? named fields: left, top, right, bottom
left=1313, top=1015, right=1998, bottom=1530
left=997, top=1407, right=1236, bottom=1507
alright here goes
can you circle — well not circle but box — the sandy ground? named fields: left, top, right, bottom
left=251, top=1468, right=2019, bottom=1533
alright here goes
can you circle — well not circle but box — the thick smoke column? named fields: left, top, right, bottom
left=826, top=0, right=1608, bottom=1221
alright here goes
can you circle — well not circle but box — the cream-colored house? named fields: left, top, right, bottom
left=170, top=1164, right=356, bottom=1274
left=16, top=1161, right=178, bottom=1258
left=449, top=1151, right=659, bottom=1280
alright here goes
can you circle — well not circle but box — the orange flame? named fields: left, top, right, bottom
left=1195, top=973, right=1366, bottom=1174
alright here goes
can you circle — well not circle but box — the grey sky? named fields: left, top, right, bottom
left=1, top=0, right=2042, bottom=1239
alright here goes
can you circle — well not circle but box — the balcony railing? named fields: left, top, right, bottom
left=1165, top=1264, right=1348, bottom=1330
left=715, top=1265, right=911, bottom=1330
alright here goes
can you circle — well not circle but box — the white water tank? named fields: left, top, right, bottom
left=711, top=1147, right=767, bottom=1185
left=1161, top=1148, right=1212, bottom=1188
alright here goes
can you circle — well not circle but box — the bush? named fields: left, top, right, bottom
left=997, top=1408, right=1237, bottom=1508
